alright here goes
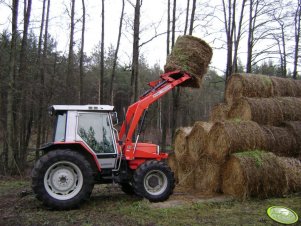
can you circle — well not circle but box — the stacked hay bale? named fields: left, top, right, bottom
left=173, top=127, right=194, bottom=189
left=169, top=73, right=301, bottom=199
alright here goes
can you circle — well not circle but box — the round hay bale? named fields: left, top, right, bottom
left=225, top=73, right=273, bottom=104
left=262, top=125, right=298, bottom=157
left=271, top=77, right=301, bottom=97
left=174, top=127, right=192, bottom=162
left=167, top=152, right=179, bottom=183
left=283, top=121, right=301, bottom=155
left=279, top=157, right=301, bottom=193
left=222, top=151, right=288, bottom=200
left=209, top=103, right=230, bottom=122
left=187, top=121, right=213, bottom=162
left=164, top=35, right=213, bottom=88
left=194, top=157, right=221, bottom=194
left=177, top=154, right=196, bottom=189
left=228, top=97, right=301, bottom=126
left=205, top=121, right=267, bottom=163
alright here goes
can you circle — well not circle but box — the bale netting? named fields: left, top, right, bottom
left=174, top=127, right=192, bottom=162
left=194, top=157, right=221, bottom=194
left=205, top=121, right=266, bottom=163
left=283, top=121, right=301, bottom=155
left=187, top=121, right=213, bottom=162
left=225, top=73, right=273, bottom=104
left=209, top=103, right=230, bottom=122
left=279, top=157, right=301, bottom=193
left=221, top=151, right=288, bottom=200
left=167, top=152, right=179, bottom=183
left=225, top=73, right=301, bottom=104
left=228, top=97, right=301, bottom=126
left=164, top=35, right=213, bottom=88
left=262, top=125, right=298, bottom=157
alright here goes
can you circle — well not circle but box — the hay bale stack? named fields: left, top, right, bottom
left=262, top=125, right=298, bottom=157
left=225, top=73, right=273, bottom=104
left=222, top=151, right=288, bottom=199
left=279, top=157, right=301, bottom=193
left=164, top=35, right=213, bottom=88
left=167, top=152, right=179, bottom=183
left=187, top=121, right=213, bottom=162
left=283, top=121, right=301, bottom=155
left=174, top=127, right=192, bottom=162
left=206, top=121, right=266, bottom=163
left=194, top=157, right=221, bottom=194
left=228, top=97, right=301, bottom=126
left=209, top=103, right=230, bottom=122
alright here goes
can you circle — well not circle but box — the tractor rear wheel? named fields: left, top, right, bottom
left=133, top=160, right=175, bottom=202
left=31, top=149, right=94, bottom=209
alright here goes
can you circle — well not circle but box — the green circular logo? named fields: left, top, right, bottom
left=267, top=206, right=299, bottom=225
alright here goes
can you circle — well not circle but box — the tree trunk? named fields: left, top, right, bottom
left=6, top=0, right=19, bottom=173
left=189, top=0, right=196, bottom=35
left=35, top=0, right=46, bottom=160
left=18, top=0, right=32, bottom=169
left=171, top=0, right=179, bottom=142
left=36, top=0, right=50, bottom=159
left=293, top=1, right=301, bottom=79
left=79, top=0, right=86, bottom=104
left=184, top=0, right=190, bottom=35
left=161, top=0, right=171, bottom=151
left=281, top=24, right=287, bottom=77
left=233, top=0, right=246, bottom=73
left=110, top=0, right=125, bottom=105
left=246, top=0, right=253, bottom=73
left=66, top=0, right=75, bottom=104
left=171, top=0, right=176, bottom=49
left=130, top=0, right=141, bottom=103
left=99, top=0, right=105, bottom=104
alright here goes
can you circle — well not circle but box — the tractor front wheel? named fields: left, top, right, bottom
left=31, top=149, right=94, bottom=209
left=133, top=160, right=175, bottom=202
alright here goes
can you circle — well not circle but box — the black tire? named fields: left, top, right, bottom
left=120, top=182, right=135, bottom=195
left=133, top=160, right=175, bottom=202
left=31, top=149, right=95, bottom=210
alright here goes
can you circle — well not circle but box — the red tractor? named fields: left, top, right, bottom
left=32, top=70, right=192, bottom=209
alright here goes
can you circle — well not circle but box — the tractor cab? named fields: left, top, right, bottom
left=46, top=105, right=119, bottom=169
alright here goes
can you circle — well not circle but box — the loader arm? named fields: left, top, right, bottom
left=118, top=70, right=192, bottom=153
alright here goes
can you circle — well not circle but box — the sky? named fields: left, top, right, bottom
left=0, top=0, right=282, bottom=76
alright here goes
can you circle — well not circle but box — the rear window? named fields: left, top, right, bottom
left=54, top=112, right=67, bottom=142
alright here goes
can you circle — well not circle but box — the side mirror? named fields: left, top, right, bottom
left=111, top=112, right=118, bottom=125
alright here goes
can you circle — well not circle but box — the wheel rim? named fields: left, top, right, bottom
left=44, top=161, right=83, bottom=201
left=143, top=170, right=168, bottom=196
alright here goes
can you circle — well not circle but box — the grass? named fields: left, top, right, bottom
left=234, top=150, right=267, bottom=167
left=0, top=177, right=300, bottom=226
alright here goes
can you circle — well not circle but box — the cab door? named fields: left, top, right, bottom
left=76, top=112, right=118, bottom=169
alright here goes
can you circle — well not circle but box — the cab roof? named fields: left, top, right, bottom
left=50, top=105, right=115, bottom=113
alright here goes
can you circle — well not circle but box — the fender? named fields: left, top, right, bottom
left=40, top=141, right=101, bottom=171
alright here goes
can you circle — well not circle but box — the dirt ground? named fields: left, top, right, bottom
left=0, top=176, right=300, bottom=226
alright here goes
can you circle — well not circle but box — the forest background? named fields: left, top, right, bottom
left=0, top=0, right=300, bottom=174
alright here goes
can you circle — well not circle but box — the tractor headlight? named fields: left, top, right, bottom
left=157, top=145, right=160, bottom=154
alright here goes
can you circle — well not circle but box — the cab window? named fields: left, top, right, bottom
left=54, top=112, right=67, bottom=142
left=77, top=113, right=114, bottom=153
